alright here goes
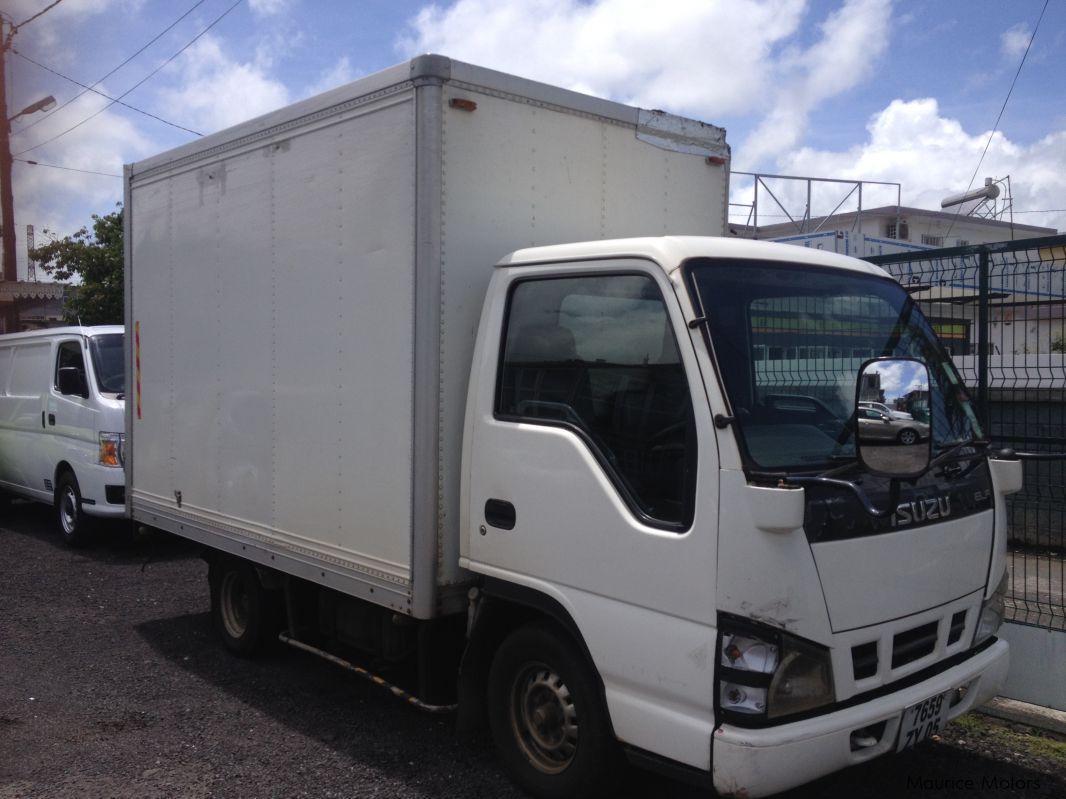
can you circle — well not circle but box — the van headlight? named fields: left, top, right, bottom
left=99, top=432, right=125, bottom=467
left=718, top=617, right=835, bottom=722
left=973, top=571, right=1008, bottom=647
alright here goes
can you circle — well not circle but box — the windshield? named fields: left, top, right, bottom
left=89, top=333, right=124, bottom=394
left=686, top=259, right=982, bottom=472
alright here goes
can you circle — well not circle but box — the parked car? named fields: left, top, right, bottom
left=859, top=400, right=913, bottom=420
left=857, top=406, right=928, bottom=445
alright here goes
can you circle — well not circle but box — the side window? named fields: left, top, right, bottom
left=55, top=341, right=86, bottom=391
left=496, top=274, right=696, bottom=528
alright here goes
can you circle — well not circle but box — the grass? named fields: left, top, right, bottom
left=948, top=712, right=1066, bottom=768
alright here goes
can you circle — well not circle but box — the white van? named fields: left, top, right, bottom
left=0, top=326, right=126, bottom=544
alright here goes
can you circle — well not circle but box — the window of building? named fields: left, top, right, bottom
left=921, top=234, right=944, bottom=247
left=885, top=221, right=910, bottom=240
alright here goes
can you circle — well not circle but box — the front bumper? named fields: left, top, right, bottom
left=712, top=638, right=1009, bottom=798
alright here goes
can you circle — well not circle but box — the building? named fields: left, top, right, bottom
left=750, top=205, right=1057, bottom=259
left=0, top=281, right=66, bottom=332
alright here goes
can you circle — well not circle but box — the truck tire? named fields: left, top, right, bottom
left=55, top=471, right=94, bottom=547
left=488, top=622, right=624, bottom=799
left=209, top=559, right=277, bottom=657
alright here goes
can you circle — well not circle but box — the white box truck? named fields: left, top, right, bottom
left=0, top=325, right=126, bottom=544
left=125, top=57, right=1015, bottom=798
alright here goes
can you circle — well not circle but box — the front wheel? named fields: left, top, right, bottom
left=55, top=472, right=94, bottom=547
left=897, top=428, right=919, bottom=445
left=488, top=623, right=624, bottom=799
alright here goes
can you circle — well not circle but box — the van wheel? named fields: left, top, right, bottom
left=488, top=623, right=624, bottom=799
left=209, top=559, right=277, bottom=656
left=55, top=472, right=94, bottom=547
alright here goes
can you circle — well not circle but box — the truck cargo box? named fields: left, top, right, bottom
left=125, top=55, right=729, bottom=618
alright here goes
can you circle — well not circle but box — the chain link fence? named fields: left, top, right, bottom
left=868, top=234, right=1066, bottom=630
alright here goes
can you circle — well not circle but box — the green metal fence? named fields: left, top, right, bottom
left=868, top=234, right=1066, bottom=630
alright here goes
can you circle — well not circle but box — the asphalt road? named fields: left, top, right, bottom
left=2, top=500, right=1065, bottom=799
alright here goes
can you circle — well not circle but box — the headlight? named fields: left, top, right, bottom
left=974, top=571, right=1008, bottom=647
left=99, top=432, right=125, bottom=467
left=718, top=617, right=835, bottom=722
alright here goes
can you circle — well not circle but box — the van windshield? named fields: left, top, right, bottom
left=89, top=333, right=124, bottom=395
left=684, top=259, right=982, bottom=472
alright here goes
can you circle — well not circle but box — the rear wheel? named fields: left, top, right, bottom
left=55, top=472, right=94, bottom=547
left=488, top=622, right=624, bottom=799
left=209, top=559, right=279, bottom=656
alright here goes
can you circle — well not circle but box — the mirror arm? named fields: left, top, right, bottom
left=782, top=475, right=901, bottom=519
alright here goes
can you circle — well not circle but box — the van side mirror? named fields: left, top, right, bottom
left=856, top=358, right=931, bottom=478
left=58, top=367, right=90, bottom=399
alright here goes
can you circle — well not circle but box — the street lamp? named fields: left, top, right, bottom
left=11, top=95, right=57, bottom=120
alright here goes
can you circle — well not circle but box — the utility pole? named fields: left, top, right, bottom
left=0, top=19, right=56, bottom=331
left=0, top=20, right=17, bottom=331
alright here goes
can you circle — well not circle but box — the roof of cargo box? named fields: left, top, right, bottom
left=496, top=236, right=892, bottom=278
left=127, top=55, right=728, bottom=178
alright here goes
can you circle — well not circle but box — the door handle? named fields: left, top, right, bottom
left=42, top=411, right=46, bottom=429
left=48, top=413, right=56, bottom=426
left=484, top=499, right=516, bottom=530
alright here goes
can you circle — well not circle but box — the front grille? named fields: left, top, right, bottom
left=852, top=642, right=878, bottom=680
left=948, top=610, right=967, bottom=645
left=891, top=622, right=938, bottom=669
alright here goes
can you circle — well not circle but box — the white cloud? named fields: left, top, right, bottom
left=1001, top=22, right=1032, bottom=60
left=399, top=0, right=895, bottom=168
left=399, top=0, right=807, bottom=116
left=301, top=56, right=358, bottom=99
left=11, top=88, right=154, bottom=279
left=157, top=35, right=290, bottom=133
left=741, top=0, right=893, bottom=167
left=775, top=98, right=1066, bottom=232
left=6, top=0, right=141, bottom=62
left=248, top=0, right=292, bottom=16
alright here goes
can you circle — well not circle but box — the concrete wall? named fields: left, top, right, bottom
left=999, top=622, right=1066, bottom=711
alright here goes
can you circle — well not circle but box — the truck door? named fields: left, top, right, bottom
left=464, top=264, right=722, bottom=770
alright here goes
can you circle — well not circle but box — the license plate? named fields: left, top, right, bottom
left=897, top=692, right=949, bottom=752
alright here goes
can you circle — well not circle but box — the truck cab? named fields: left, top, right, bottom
left=461, top=237, right=1013, bottom=797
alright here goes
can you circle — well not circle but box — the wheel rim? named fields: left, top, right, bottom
left=509, top=662, right=578, bottom=774
left=220, top=571, right=250, bottom=639
left=59, top=485, right=79, bottom=535
left=899, top=430, right=917, bottom=445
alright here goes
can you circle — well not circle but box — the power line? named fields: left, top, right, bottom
left=13, top=0, right=208, bottom=137
left=15, top=0, right=242, bottom=156
left=16, top=157, right=120, bottom=177
left=13, top=50, right=202, bottom=136
left=947, top=0, right=1049, bottom=237
left=13, top=0, right=66, bottom=32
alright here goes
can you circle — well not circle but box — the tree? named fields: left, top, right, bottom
left=31, top=205, right=123, bottom=325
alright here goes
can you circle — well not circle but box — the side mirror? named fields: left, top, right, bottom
left=856, top=358, right=931, bottom=478
left=58, top=367, right=90, bottom=399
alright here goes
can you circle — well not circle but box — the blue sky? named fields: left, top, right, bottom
left=4, top=0, right=1064, bottom=278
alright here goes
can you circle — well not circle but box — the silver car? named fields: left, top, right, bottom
left=857, top=407, right=929, bottom=445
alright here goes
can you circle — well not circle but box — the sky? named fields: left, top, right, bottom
left=3, top=0, right=1065, bottom=280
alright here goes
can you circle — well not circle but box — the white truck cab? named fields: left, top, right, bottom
left=460, top=237, right=1012, bottom=796
left=0, top=326, right=126, bottom=544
